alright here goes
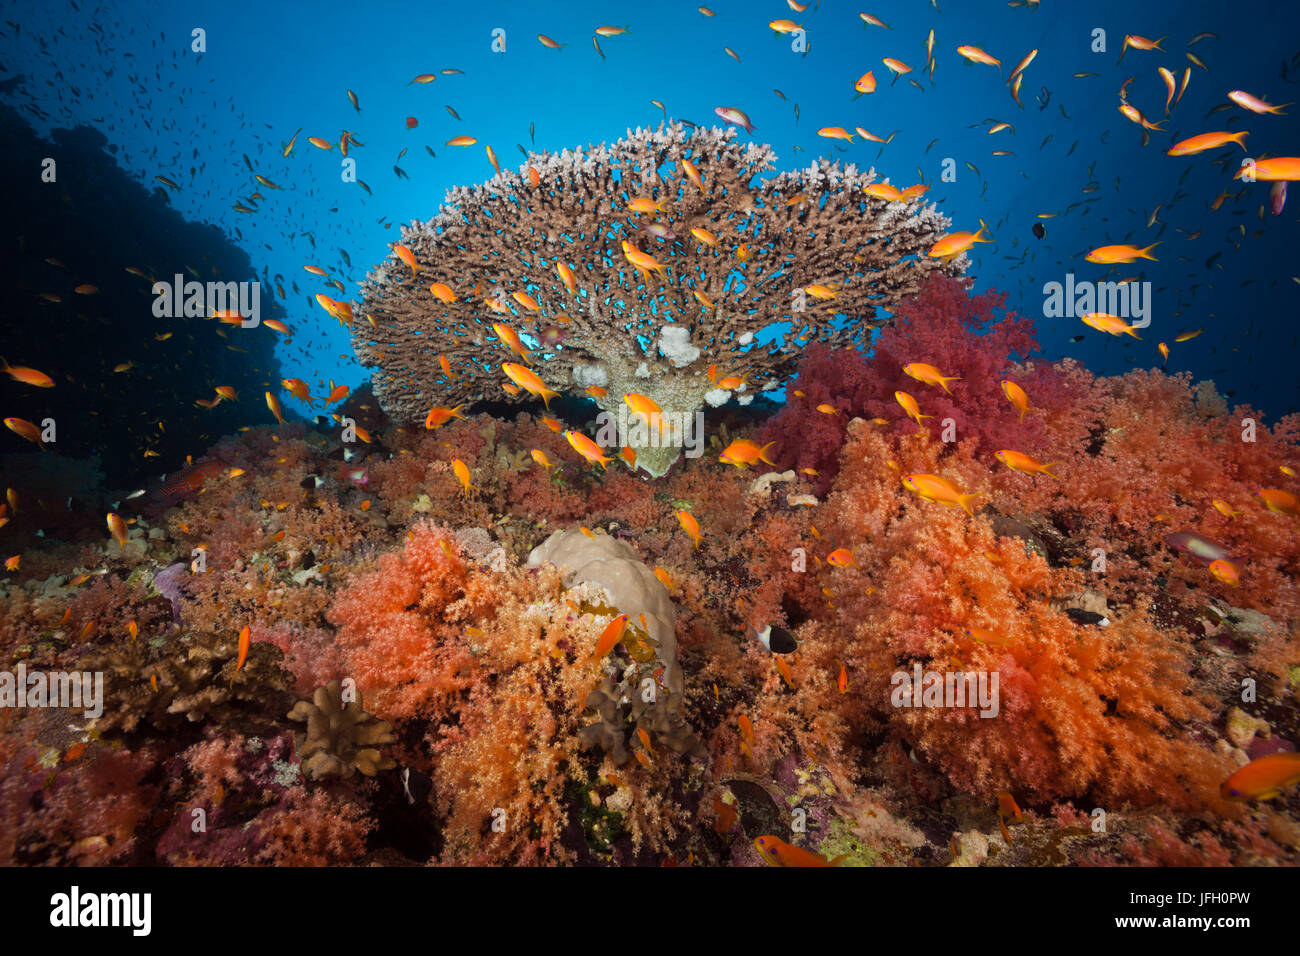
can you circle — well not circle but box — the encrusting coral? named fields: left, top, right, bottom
left=353, top=123, right=958, bottom=475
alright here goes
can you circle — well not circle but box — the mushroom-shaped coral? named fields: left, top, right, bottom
left=530, top=528, right=705, bottom=761
left=288, top=680, right=397, bottom=780
left=353, top=123, right=959, bottom=475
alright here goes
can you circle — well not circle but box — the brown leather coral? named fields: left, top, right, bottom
left=288, top=679, right=396, bottom=780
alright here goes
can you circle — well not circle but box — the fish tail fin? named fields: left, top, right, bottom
left=759, top=442, right=777, bottom=466
left=1232, top=130, right=1250, bottom=148
left=1125, top=326, right=1143, bottom=340
left=942, top=375, right=962, bottom=393
left=541, top=387, right=558, bottom=409
left=1042, top=462, right=1062, bottom=479
left=829, top=853, right=850, bottom=867
left=1139, top=242, right=1161, bottom=260
left=958, top=492, right=986, bottom=517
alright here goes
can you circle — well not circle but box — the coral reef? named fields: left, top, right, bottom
left=0, top=271, right=1295, bottom=867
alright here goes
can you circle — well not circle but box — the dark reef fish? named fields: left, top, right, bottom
left=145, top=459, right=225, bottom=508
left=748, top=623, right=798, bottom=654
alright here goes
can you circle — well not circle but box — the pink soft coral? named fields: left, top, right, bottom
left=758, top=273, right=1057, bottom=494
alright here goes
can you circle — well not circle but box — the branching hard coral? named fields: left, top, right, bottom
left=81, top=629, right=292, bottom=735
left=288, top=679, right=396, bottom=780
left=354, top=123, right=959, bottom=475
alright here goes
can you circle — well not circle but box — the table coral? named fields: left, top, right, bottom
left=353, top=123, right=958, bottom=475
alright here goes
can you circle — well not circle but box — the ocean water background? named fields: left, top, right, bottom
left=2, top=0, right=1297, bottom=459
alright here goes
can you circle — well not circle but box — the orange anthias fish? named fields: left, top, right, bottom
left=393, top=243, right=422, bottom=275
left=502, top=363, right=559, bottom=407
left=235, top=625, right=250, bottom=674
left=1254, top=488, right=1299, bottom=518
left=719, top=439, right=776, bottom=469
left=624, top=393, right=664, bottom=433
left=1227, top=89, right=1291, bottom=115
left=1208, top=558, right=1242, bottom=587
left=564, top=430, right=614, bottom=469
left=826, top=548, right=853, bottom=567
left=1220, top=752, right=1300, bottom=801
left=588, top=614, right=630, bottom=662
left=493, top=323, right=533, bottom=364
left=106, top=512, right=128, bottom=550
left=1001, top=380, right=1031, bottom=422
left=998, top=791, right=1023, bottom=821
left=738, top=713, right=755, bottom=746
left=903, top=473, right=985, bottom=516
left=621, top=240, right=669, bottom=276
left=1081, top=312, right=1143, bottom=339
left=1234, top=157, right=1300, bottom=182
left=265, top=392, right=285, bottom=424
left=675, top=509, right=702, bottom=549
left=1, top=358, right=54, bottom=388
left=754, top=835, right=846, bottom=867
left=282, top=378, right=314, bottom=404
left=864, top=183, right=903, bottom=201
left=995, top=449, right=1060, bottom=478
left=957, top=45, right=1001, bottom=69
left=1166, top=131, right=1248, bottom=157
left=903, top=362, right=961, bottom=394
left=4, top=417, right=44, bottom=447
left=1085, top=242, right=1159, bottom=264
left=681, top=158, right=705, bottom=194
left=928, top=222, right=991, bottom=258
left=894, top=390, right=932, bottom=426
left=424, top=404, right=466, bottom=429
left=452, top=458, right=475, bottom=495
left=556, top=263, right=579, bottom=296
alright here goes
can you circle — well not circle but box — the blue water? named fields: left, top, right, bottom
left=3, top=0, right=1297, bottom=428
